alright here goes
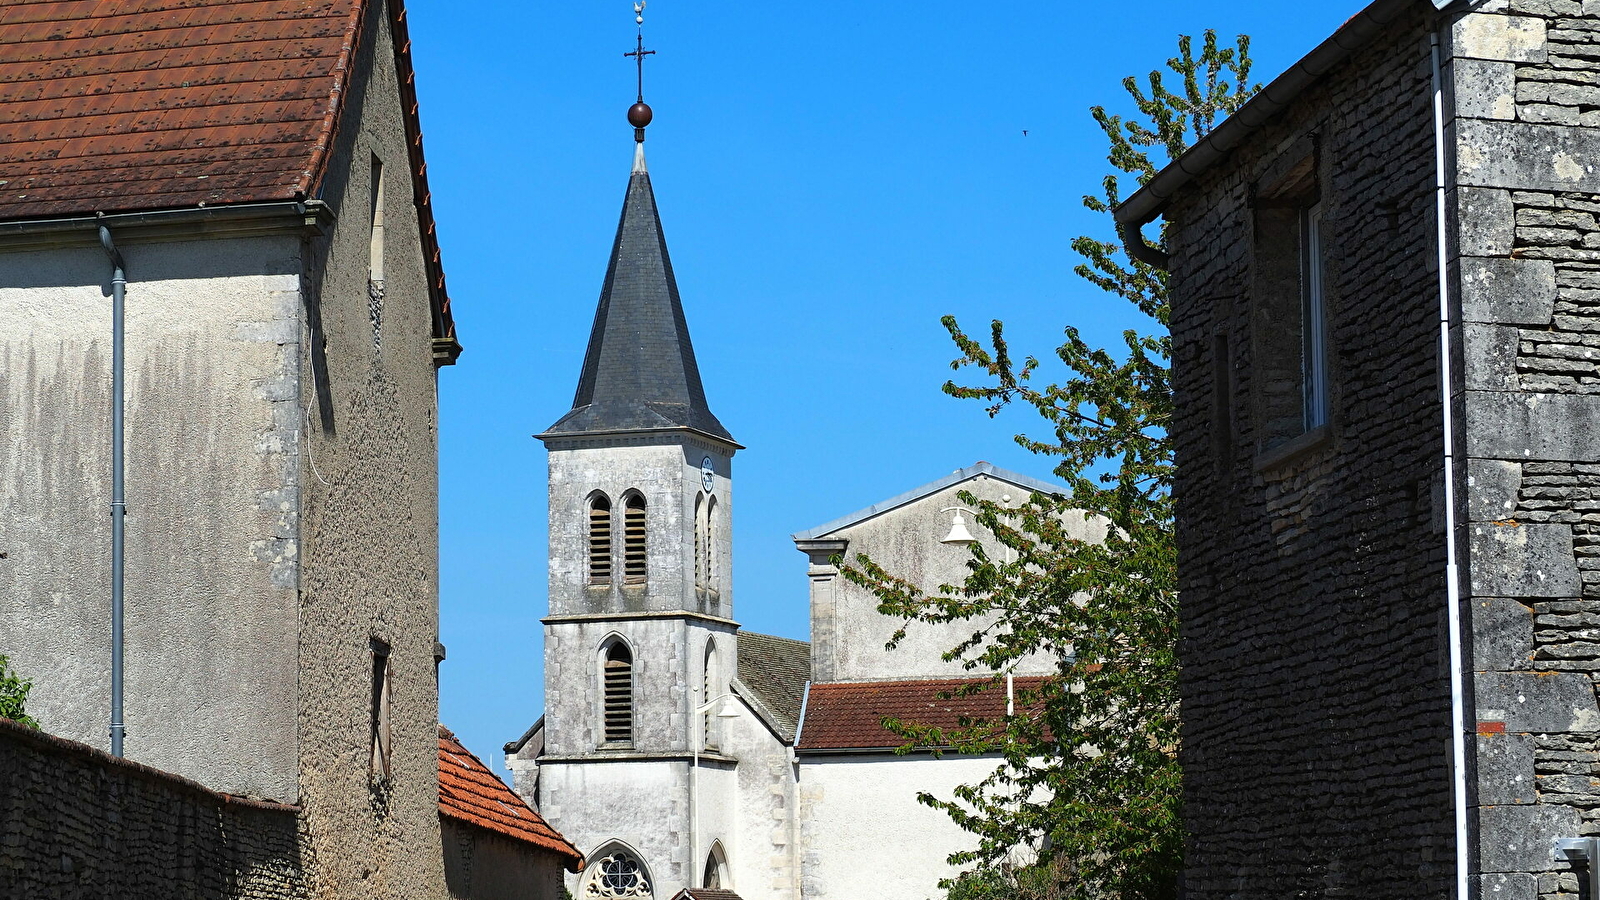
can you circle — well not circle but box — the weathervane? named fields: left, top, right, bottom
left=625, top=2, right=655, bottom=142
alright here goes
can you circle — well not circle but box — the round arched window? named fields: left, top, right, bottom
left=584, top=848, right=652, bottom=899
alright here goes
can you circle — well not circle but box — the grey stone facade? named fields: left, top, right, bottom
left=1125, top=0, right=1600, bottom=897
left=0, top=1, right=456, bottom=897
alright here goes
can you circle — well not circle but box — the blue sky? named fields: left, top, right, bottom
left=416, top=0, right=1361, bottom=771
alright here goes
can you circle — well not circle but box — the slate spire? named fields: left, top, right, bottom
left=540, top=144, right=735, bottom=444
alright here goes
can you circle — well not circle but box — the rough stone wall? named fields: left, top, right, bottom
left=0, top=718, right=306, bottom=899
left=1445, top=4, right=1600, bottom=898
left=440, top=819, right=567, bottom=900
left=291, top=0, right=448, bottom=896
left=0, top=232, right=303, bottom=801
left=1162, top=6, right=1455, bottom=897
left=544, top=437, right=735, bottom=621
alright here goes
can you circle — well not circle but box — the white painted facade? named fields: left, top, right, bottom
left=797, top=754, right=1002, bottom=900
left=1, top=233, right=307, bottom=800
left=514, top=458, right=1065, bottom=900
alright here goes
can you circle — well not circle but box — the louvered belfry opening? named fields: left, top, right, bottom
left=603, top=642, right=634, bottom=745
left=588, top=495, right=612, bottom=584
left=623, top=494, right=647, bottom=584
left=694, top=493, right=705, bottom=589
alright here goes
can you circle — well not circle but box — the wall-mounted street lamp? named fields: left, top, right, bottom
left=691, top=691, right=741, bottom=889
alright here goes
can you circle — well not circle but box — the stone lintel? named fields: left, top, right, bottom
left=1458, top=119, right=1600, bottom=192
left=1469, top=523, right=1581, bottom=598
left=1474, top=671, right=1600, bottom=733
left=1477, top=803, right=1579, bottom=874
left=1449, top=13, right=1548, bottom=64
left=1465, top=392, right=1600, bottom=462
left=1458, top=258, right=1557, bottom=326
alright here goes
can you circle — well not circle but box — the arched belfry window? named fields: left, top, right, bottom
left=602, top=641, right=634, bottom=745
left=623, top=494, right=647, bottom=584
left=702, top=640, right=718, bottom=750
left=694, top=493, right=706, bottom=589
left=706, top=495, right=719, bottom=590
left=588, top=495, right=613, bottom=585
left=583, top=842, right=654, bottom=899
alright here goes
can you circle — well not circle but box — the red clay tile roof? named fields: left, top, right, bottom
left=670, top=891, right=745, bottom=900
left=0, top=0, right=457, bottom=352
left=437, top=725, right=583, bottom=869
left=796, top=677, right=1051, bottom=751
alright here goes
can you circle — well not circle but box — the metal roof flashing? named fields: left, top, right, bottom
left=790, top=462, right=1066, bottom=542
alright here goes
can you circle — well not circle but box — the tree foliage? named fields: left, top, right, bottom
left=0, top=654, right=39, bottom=729
left=842, top=33, right=1257, bottom=900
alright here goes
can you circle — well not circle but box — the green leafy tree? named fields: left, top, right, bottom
left=0, top=654, right=39, bottom=729
left=843, top=32, right=1257, bottom=900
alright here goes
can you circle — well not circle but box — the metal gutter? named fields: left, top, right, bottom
left=0, top=201, right=334, bottom=249
left=1112, top=0, right=1421, bottom=266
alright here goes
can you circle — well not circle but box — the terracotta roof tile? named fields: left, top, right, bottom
left=0, top=0, right=457, bottom=354
left=796, top=677, right=1051, bottom=751
left=437, top=725, right=583, bottom=869
left=669, top=891, right=745, bottom=900
left=0, top=0, right=354, bottom=217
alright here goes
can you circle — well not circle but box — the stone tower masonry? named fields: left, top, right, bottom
left=534, top=138, right=742, bottom=896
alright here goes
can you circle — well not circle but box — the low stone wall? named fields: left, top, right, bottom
left=0, top=717, right=307, bottom=899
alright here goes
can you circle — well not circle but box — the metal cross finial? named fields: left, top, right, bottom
left=624, top=2, right=655, bottom=103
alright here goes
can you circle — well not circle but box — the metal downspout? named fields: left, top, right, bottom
left=98, top=219, right=127, bottom=758
left=1429, top=30, right=1471, bottom=900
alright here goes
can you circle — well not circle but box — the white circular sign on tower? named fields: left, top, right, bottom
left=701, top=456, right=715, bottom=493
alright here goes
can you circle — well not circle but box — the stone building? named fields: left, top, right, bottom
left=1112, top=0, right=1600, bottom=896
left=439, top=725, right=585, bottom=900
left=505, top=93, right=1074, bottom=898
left=0, top=1, right=572, bottom=897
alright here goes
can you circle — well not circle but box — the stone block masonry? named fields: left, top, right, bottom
left=1455, top=6, right=1600, bottom=900
left=1156, top=2, right=1600, bottom=898
left=0, top=717, right=306, bottom=899
left=1160, top=6, right=1454, bottom=897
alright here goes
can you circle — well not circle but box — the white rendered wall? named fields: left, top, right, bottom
left=722, top=697, right=800, bottom=900
left=0, top=235, right=303, bottom=800
left=798, top=754, right=999, bottom=900
left=807, top=474, right=1101, bottom=682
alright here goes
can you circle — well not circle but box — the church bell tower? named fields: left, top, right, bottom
left=534, top=12, right=741, bottom=895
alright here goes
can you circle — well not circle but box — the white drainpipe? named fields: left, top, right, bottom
left=1429, top=29, right=1471, bottom=900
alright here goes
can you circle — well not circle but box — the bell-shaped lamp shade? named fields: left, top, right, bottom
left=715, top=699, right=742, bottom=718
left=940, top=512, right=976, bottom=545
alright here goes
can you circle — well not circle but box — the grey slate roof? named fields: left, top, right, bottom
left=541, top=158, right=735, bottom=443
left=791, top=461, right=1067, bottom=541
left=734, top=631, right=811, bottom=742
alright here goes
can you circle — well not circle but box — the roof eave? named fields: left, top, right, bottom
left=536, top=423, right=744, bottom=451
left=0, top=201, right=336, bottom=251
left=1113, top=0, right=1445, bottom=236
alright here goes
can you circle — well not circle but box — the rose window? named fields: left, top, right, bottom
left=584, top=851, right=652, bottom=899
